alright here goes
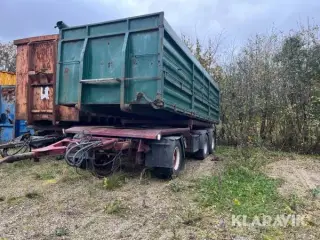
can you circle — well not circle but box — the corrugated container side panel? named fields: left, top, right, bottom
left=32, top=41, right=56, bottom=72
left=127, top=15, right=160, bottom=104
left=82, top=35, right=124, bottom=104
left=162, top=32, right=219, bottom=122
left=15, top=45, right=28, bottom=120
left=126, top=30, right=159, bottom=103
left=57, top=14, right=161, bottom=106
left=163, top=37, right=192, bottom=111
left=58, top=40, right=83, bottom=104
left=28, top=40, right=57, bottom=122
left=163, top=19, right=220, bottom=123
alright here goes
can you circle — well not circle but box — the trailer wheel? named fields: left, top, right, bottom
left=153, top=141, right=184, bottom=179
left=195, top=135, right=209, bottom=160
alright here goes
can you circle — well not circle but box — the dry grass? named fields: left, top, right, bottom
left=0, top=156, right=222, bottom=240
left=0, top=148, right=319, bottom=240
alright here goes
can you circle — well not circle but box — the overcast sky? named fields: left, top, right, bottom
left=1, top=0, right=319, bottom=48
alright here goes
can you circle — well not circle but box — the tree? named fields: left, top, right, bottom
left=0, top=42, right=16, bottom=72
left=182, top=23, right=319, bottom=153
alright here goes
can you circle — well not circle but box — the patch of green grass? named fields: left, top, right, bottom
left=214, top=145, right=236, bottom=156
left=102, top=173, right=128, bottom=190
left=196, top=147, right=288, bottom=219
left=4, top=160, right=35, bottom=174
left=260, top=228, right=285, bottom=240
left=6, top=196, right=24, bottom=204
left=11, top=160, right=35, bottom=167
left=286, top=194, right=305, bottom=213
left=33, top=171, right=57, bottom=180
left=5, top=191, right=43, bottom=204
left=55, top=227, right=68, bottom=236
left=58, top=167, right=92, bottom=183
left=311, top=186, right=320, bottom=198
left=197, top=167, right=285, bottom=218
left=31, top=163, right=64, bottom=180
left=31, top=162, right=91, bottom=183
left=104, top=200, right=126, bottom=215
left=215, top=146, right=290, bottom=169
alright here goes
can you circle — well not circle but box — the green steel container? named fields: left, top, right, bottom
left=56, top=12, right=219, bottom=123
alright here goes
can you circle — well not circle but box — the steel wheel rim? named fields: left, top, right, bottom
left=173, top=147, right=180, bottom=171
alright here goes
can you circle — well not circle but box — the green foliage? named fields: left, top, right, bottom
left=5, top=160, right=34, bottom=173
left=6, top=196, right=24, bottom=204
left=102, top=173, right=127, bottom=190
left=183, top=23, right=320, bottom=153
left=104, top=200, right=126, bottom=214
left=197, top=167, right=284, bottom=218
left=55, top=227, right=68, bottom=237
left=58, top=167, right=92, bottom=183
left=311, top=186, right=320, bottom=198
left=33, top=171, right=57, bottom=180
left=168, top=180, right=186, bottom=192
left=31, top=162, right=91, bottom=183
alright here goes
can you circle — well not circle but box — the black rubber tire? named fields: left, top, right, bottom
left=195, top=135, right=209, bottom=160
left=209, top=132, right=216, bottom=154
left=153, top=141, right=184, bottom=179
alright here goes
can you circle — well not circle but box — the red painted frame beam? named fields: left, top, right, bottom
left=65, top=126, right=189, bottom=140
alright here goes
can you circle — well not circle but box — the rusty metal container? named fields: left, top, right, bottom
left=14, top=35, right=78, bottom=125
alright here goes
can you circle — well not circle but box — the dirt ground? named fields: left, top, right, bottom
left=0, top=155, right=225, bottom=240
left=264, top=155, right=320, bottom=239
left=265, top=156, right=320, bottom=198
left=0, top=150, right=319, bottom=240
